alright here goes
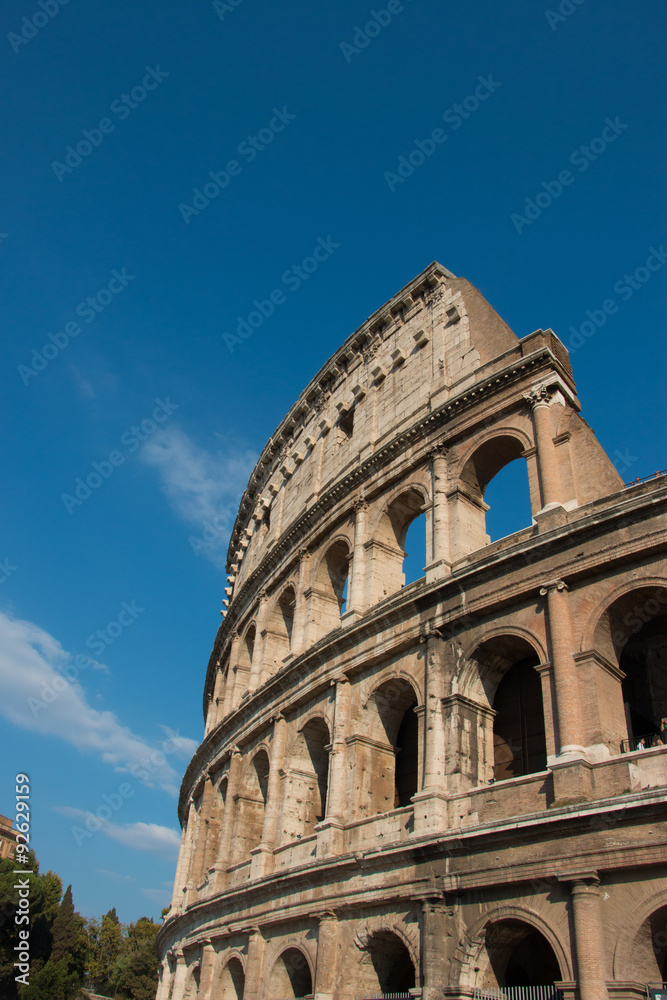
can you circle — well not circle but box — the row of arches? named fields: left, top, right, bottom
left=218, top=421, right=565, bottom=720
left=175, top=901, right=667, bottom=997
left=190, top=588, right=667, bottom=884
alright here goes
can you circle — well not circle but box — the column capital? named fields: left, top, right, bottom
left=560, top=871, right=601, bottom=889
left=313, top=909, right=338, bottom=923
left=353, top=496, right=368, bottom=513
left=524, top=383, right=555, bottom=408
left=539, top=578, right=568, bottom=596
left=229, top=629, right=240, bottom=642
left=419, top=622, right=444, bottom=643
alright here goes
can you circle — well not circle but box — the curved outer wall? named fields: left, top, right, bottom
left=157, top=263, right=667, bottom=1000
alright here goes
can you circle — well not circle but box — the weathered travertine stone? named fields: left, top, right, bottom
left=157, top=263, right=667, bottom=1000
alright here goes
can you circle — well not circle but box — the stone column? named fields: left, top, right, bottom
left=169, top=952, right=188, bottom=1000
left=243, top=927, right=266, bottom=1000
left=197, top=941, right=217, bottom=1000
left=314, top=911, right=338, bottom=1000
left=212, top=748, right=242, bottom=890
left=225, top=632, right=242, bottom=714
left=420, top=898, right=451, bottom=1000
left=525, top=385, right=562, bottom=510
left=426, top=446, right=451, bottom=582
left=540, top=580, right=582, bottom=756
left=170, top=801, right=195, bottom=911
left=248, top=592, right=270, bottom=693
left=566, top=875, right=609, bottom=1000
left=317, top=676, right=351, bottom=855
left=252, top=714, right=288, bottom=876
left=189, top=775, right=214, bottom=890
left=412, top=628, right=448, bottom=834
left=210, top=664, right=225, bottom=729
left=345, top=499, right=368, bottom=620
left=291, top=548, right=311, bottom=655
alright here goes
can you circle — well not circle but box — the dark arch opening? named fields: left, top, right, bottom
left=394, top=702, right=419, bottom=807
left=366, top=932, right=416, bottom=994
left=269, top=948, right=312, bottom=999
left=244, top=624, right=256, bottom=666
left=278, top=587, right=296, bottom=648
left=620, top=614, right=667, bottom=749
left=219, top=956, right=245, bottom=1000
left=373, top=679, right=420, bottom=813
left=493, top=657, right=547, bottom=781
left=485, top=919, right=562, bottom=988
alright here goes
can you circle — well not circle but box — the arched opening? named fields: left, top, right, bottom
left=265, top=586, right=297, bottom=672
left=267, top=948, right=313, bottom=999
left=394, top=703, right=419, bottom=807
left=620, top=614, right=667, bottom=750
left=365, top=679, right=419, bottom=814
left=465, top=634, right=547, bottom=786
left=219, top=956, right=245, bottom=1000
left=368, top=488, right=426, bottom=603
left=244, top=624, right=256, bottom=666
left=182, top=964, right=200, bottom=1000
left=483, top=457, right=533, bottom=542
left=284, top=718, right=331, bottom=841
left=456, top=435, right=531, bottom=557
left=593, top=587, right=667, bottom=751
left=230, top=749, right=269, bottom=864
left=625, top=904, right=667, bottom=981
left=482, top=919, right=562, bottom=989
left=313, top=540, right=351, bottom=638
left=402, top=511, right=427, bottom=586
left=493, top=658, right=547, bottom=781
left=358, top=931, right=416, bottom=996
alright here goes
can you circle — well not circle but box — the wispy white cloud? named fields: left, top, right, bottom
left=140, top=425, right=256, bottom=567
left=0, top=610, right=194, bottom=794
left=58, top=809, right=181, bottom=861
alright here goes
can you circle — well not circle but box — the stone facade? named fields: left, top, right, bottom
left=157, top=263, right=667, bottom=1000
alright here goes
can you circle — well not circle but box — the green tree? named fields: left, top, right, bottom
left=0, top=852, right=62, bottom=1000
left=88, top=907, right=122, bottom=996
left=113, top=916, right=160, bottom=1000
left=22, top=883, right=87, bottom=1000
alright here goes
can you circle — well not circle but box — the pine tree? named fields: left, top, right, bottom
left=90, top=907, right=122, bottom=995
left=22, top=883, right=86, bottom=1000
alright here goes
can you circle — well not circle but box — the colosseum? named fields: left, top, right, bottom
left=156, top=262, right=667, bottom=1000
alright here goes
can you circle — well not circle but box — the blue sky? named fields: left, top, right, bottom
left=1, top=0, right=665, bottom=923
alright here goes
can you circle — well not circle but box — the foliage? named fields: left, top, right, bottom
left=112, top=917, right=160, bottom=1000
left=0, top=851, right=160, bottom=1000
left=0, top=851, right=63, bottom=1000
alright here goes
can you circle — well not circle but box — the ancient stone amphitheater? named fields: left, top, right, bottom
left=156, top=263, right=667, bottom=1000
